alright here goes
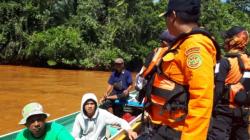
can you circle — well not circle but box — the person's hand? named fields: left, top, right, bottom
left=103, top=92, right=108, bottom=98
left=99, top=96, right=106, bottom=104
left=123, top=89, right=129, bottom=96
left=127, top=130, right=137, bottom=140
left=99, top=97, right=104, bottom=104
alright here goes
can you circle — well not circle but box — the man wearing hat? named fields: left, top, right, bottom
left=100, top=58, right=133, bottom=114
left=208, top=26, right=250, bottom=140
left=16, top=102, right=74, bottom=140
left=139, top=0, right=219, bottom=139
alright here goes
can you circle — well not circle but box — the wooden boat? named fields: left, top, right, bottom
left=0, top=91, right=143, bottom=140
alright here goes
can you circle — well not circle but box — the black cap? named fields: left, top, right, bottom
left=159, top=30, right=175, bottom=43
left=223, top=26, right=246, bottom=39
left=160, top=0, right=201, bottom=17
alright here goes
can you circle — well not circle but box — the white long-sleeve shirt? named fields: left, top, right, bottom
left=71, top=93, right=131, bottom=140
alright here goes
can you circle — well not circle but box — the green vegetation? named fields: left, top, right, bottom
left=0, top=0, right=249, bottom=70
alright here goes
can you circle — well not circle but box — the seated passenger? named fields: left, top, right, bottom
left=100, top=58, right=133, bottom=114
left=16, top=102, right=74, bottom=140
left=71, top=93, right=137, bottom=140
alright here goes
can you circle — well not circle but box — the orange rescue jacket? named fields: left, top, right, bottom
left=147, top=31, right=217, bottom=140
left=224, top=53, right=250, bottom=108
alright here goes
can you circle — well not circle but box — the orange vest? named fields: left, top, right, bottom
left=142, top=47, right=169, bottom=77
left=144, top=32, right=217, bottom=140
left=224, top=53, right=250, bottom=108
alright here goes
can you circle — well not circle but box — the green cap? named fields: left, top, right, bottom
left=19, top=102, right=49, bottom=125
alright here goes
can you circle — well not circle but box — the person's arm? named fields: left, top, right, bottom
left=106, top=73, right=115, bottom=97
left=100, top=75, right=115, bottom=102
left=105, top=84, right=114, bottom=97
left=103, top=110, right=137, bottom=139
left=71, top=115, right=82, bottom=140
left=123, top=72, right=133, bottom=96
left=123, top=84, right=133, bottom=96
left=180, top=39, right=216, bottom=140
left=105, top=93, right=118, bottom=100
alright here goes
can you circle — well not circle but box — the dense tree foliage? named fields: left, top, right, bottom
left=0, top=0, right=249, bottom=70
left=201, top=0, right=250, bottom=45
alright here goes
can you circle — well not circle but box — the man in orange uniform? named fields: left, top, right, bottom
left=208, top=26, right=250, bottom=140
left=138, top=0, right=219, bottom=139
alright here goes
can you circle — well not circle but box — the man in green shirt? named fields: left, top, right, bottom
left=16, top=102, right=74, bottom=140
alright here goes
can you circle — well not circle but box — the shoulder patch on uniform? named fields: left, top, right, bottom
left=187, top=53, right=202, bottom=69
left=185, top=47, right=200, bottom=56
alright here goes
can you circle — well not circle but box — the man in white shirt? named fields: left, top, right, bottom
left=71, top=93, right=137, bottom=140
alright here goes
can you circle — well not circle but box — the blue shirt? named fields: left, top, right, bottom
left=108, top=70, right=132, bottom=94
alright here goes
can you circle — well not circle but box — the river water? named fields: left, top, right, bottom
left=0, top=65, right=118, bottom=135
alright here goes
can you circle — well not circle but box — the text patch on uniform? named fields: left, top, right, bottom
left=185, top=47, right=200, bottom=56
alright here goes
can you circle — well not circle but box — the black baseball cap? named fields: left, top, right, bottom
left=223, top=26, right=246, bottom=39
left=159, top=0, right=201, bottom=17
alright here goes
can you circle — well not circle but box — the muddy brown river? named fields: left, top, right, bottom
left=1, top=65, right=249, bottom=136
left=0, top=65, right=125, bottom=135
